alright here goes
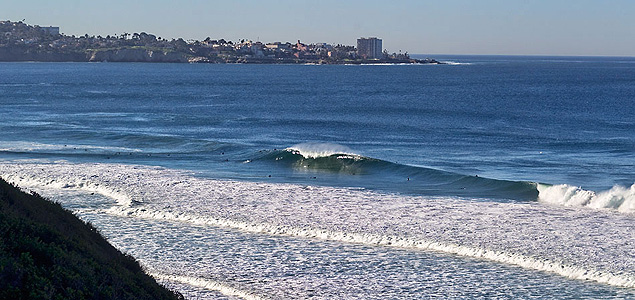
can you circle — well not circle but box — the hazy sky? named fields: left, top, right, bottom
left=3, top=0, right=635, bottom=56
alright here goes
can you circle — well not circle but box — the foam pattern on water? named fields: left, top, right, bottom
left=538, top=183, right=635, bottom=213
left=1, top=161, right=633, bottom=290
left=84, top=210, right=633, bottom=299
left=152, top=274, right=265, bottom=300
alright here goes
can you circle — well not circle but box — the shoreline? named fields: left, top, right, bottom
left=1, top=20, right=441, bottom=65
left=0, top=51, right=443, bottom=65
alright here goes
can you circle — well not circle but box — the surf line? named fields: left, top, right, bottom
left=151, top=273, right=267, bottom=300
left=110, top=206, right=635, bottom=289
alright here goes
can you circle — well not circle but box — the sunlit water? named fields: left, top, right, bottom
left=1, top=57, right=634, bottom=298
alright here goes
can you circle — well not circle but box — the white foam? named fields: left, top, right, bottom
left=440, top=61, right=472, bottom=65
left=1, top=164, right=134, bottom=206
left=152, top=273, right=266, bottom=300
left=0, top=141, right=141, bottom=154
left=1, top=161, right=633, bottom=289
left=286, top=142, right=358, bottom=159
left=538, top=183, right=635, bottom=213
left=110, top=207, right=635, bottom=288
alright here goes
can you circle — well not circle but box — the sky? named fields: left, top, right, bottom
left=3, top=0, right=635, bottom=56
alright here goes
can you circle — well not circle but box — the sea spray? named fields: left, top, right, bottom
left=285, top=143, right=358, bottom=159
left=537, top=183, right=635, bottom=213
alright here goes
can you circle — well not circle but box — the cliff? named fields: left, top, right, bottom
left=87, top=48, right=188, bottom=63
left=0, top=47, right=188, bottom=63
left=0, top=47, right=86, bottom=62
left=0, top=177, right=183, bottom=300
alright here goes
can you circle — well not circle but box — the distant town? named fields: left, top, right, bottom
left=0, top=20, right=440, bottom=64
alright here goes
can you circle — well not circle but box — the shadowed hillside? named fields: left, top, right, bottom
left=0, top=177, right=183, bottom=300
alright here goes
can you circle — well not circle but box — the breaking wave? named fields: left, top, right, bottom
left=152, top=273, right=265, bottom=300
left=255, top=143, right=635, bottom=213
left=1, top=161, right=633, bottom=289
left=538, top=183, right=635, bottom=213
left=254, top=143, right=540, bottom=201
left=286, top=143, right=358, bottom=159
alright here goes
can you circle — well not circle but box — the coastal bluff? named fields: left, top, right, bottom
left=1, top=20, right=440, bottom=64
left=0, top=177, right=182, bottom=300
left=87, top=48, right=188, bottom=63
left=0, top=47, right=187, bottom=63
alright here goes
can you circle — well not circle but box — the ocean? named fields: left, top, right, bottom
left=0, top=56, right=633, bottom=299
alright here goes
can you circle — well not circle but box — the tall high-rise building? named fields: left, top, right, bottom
left=357, top=37, right=383, bottom=59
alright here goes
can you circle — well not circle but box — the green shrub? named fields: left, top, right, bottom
left=0, top=177, right=183, bottom=300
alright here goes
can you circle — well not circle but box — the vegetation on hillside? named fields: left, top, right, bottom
left=0, top=177, right=183, bottom=300
left=0, top=20, right=439, bottom=64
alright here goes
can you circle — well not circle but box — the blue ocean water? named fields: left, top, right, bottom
left=1, top=57, right=634, bottom=298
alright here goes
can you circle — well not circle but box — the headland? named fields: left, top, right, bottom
left=0, top=20, right=440, bottom=64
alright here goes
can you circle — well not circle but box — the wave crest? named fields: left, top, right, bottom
left=285, top=143, right=360, bottom=159
left=2, top=161, right=634, bottom=289
left=538, top=183, right=635, bottom=213
left=152, top=273, right=265, bottom=300
left=259, top=144, right=540, bottom=201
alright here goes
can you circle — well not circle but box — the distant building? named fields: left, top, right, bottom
left=296, top=40, right=308, bottom=52
left=265, top=42, right=290, bottom=50
left=357, top=37, right=382, bottom=59
left=40, top=26, right=60, bottom=35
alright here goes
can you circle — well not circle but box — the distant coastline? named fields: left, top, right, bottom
left=0, top=20, right=441, bottom=64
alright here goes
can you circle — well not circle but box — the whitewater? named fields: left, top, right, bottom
left=1, top=160, right=634, bottom=291
left=1, top=57, right=634, bottom=298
